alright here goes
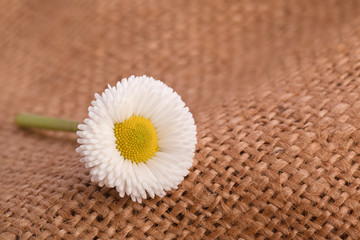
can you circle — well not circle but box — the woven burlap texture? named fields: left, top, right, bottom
left=1, top=0, right=360, bottom=239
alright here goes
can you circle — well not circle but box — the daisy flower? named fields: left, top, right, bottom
left=75, top=75, right=197, bottom=202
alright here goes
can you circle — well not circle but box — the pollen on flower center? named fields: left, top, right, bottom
left=114, top=116, right=159, bottom=163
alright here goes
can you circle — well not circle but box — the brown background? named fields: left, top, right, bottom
left=1, top=0, right=360, bottom=239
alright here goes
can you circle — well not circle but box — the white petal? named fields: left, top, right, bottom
left=76, top=75, right=197, bottom=202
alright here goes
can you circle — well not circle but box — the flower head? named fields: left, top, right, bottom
left=76, top=75, right=197, bottom=202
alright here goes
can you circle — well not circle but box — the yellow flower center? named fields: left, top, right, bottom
left=114, top=116, right=159, bottom=163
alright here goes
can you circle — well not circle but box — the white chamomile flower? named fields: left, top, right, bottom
left=75, top=75, right=197, bottom=202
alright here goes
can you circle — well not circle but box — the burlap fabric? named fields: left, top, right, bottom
left=1, top=0, right=360, bottom=239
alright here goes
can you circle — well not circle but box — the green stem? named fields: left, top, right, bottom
left=15, top=113, right=81, bottom=132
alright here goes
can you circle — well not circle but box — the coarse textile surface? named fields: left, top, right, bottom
left=1, top=0, right=360, bottom=239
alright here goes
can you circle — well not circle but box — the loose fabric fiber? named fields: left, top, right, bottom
left=1, top=0, right=360, bottom=239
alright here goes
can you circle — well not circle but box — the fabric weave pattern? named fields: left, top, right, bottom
left=1, top=0, right=360, bottom=239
